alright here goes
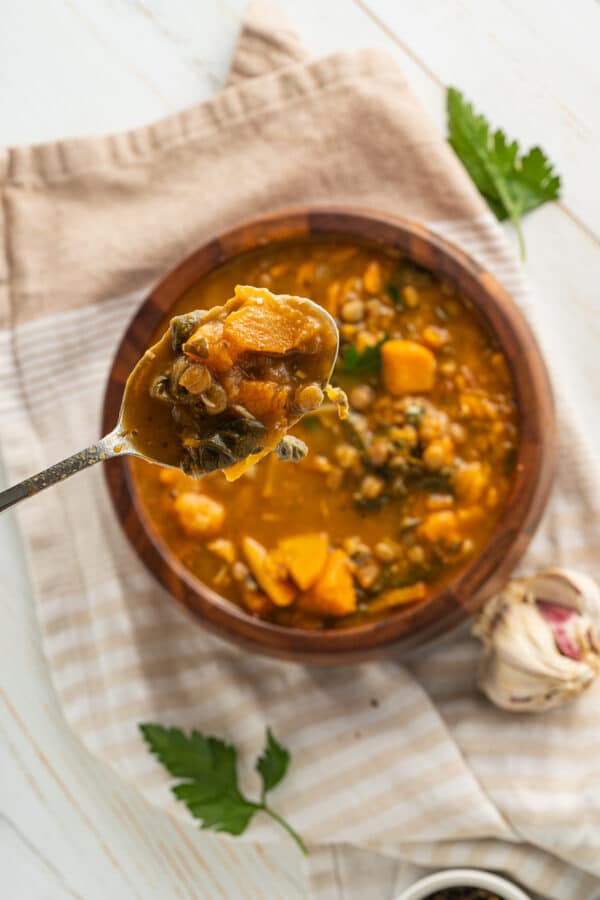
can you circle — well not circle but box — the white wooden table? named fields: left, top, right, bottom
left=1, top=2, right=599, bottom=897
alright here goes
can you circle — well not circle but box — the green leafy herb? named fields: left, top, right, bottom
left=340, top=337, right=388, bottom=376
left=256, top=727, right=290, bottom=800
left=447, top=87, right=561, bottom=259
left=140, top=724, right=307, bottom=855
left=386, top=283, right=405, bottom=310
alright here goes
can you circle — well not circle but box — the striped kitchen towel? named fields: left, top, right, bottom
left=2, top=2, right=600, bottom=898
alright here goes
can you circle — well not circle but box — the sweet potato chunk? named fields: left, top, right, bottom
left=299, top=549, right=356, bottom=617
left=173, top=492, right=225, bottom=538
left=236, top=380, right=291, bottom=424
left=241, top=536, right=297, bottom=607
left=419, top=510, right=461, bottom=546
left=277, top=533, right=329, bottom=591
left=223, top=290, right=321, bottom=356
left=381, top=340, right=436, bottom=395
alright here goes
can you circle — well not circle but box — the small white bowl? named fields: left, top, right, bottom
left=396, top=868, right=531, bottom=900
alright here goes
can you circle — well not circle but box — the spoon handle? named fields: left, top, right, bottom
left=0, top=435, right=120, bottom=513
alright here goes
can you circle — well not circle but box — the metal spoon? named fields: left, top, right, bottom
left=0, top=425, right=147, bottom=514
left=0, top=296, right=340, bottom=514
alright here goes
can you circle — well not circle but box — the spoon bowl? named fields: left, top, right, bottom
left=0, top=291, right=339, bottom=513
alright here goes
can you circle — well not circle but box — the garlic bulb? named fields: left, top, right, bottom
left=473, top=569, right=600, bottom=712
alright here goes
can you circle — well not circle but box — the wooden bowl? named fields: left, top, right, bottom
left=102, top=208, right=556, bottom=664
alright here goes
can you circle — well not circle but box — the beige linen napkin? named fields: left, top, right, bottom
left=2, top=3, right=600, bottom=898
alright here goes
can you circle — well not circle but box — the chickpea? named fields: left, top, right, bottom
left=360, top=474, right=385, bottom=499
left=366, top=439, right=390, bottom=467
left=402, top=285, right=420, bottom=308
left=232, top=561, right=249, bottom=581
left=374, top=539, right=400, bottom=562
left=202, top=382, right=228, bottom=415
left=355, top=559, right=381, bottom=589
left=312, top=454, right=333, bottom=473
left=450, top=422, right=466, bottom=444
left=423, top=437, right=454, bottom=470
left=344, top=536, right=370, bottom=557
left=341, top=298, right=365, bottom=323
left=349, top=383, right=376, bottom=411
left=422, top=326, right=450, bottom=349
left=341, top=324, right=359, bottom=341
left=295, top=383, right=324, bottom=410
left=355, top=331, right=378, bottom=352
left=426, top=493, right=454, bottom=510
left=406, top=545, right=425, bottom=564
left=178, top=363, right=212, bottom=395
left=335, top=443, right=360, bottom=469
left=419, top=411, right=448, bottom=442
left=389, top=425, right=418, bottom=447
left=440, top=360, right=457, bottom=376
left=366, top=298, right=384, bottom=317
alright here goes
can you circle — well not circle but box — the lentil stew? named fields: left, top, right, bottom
left=130, top=237, right=519, bottom=630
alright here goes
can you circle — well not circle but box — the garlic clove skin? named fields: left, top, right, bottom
left=473, top=569, right=600, bottom=712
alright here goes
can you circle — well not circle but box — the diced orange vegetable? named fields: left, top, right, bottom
left=454, top=462, right=489, bottom=503
left=299, top=549, right=356, bottom=617
left=173, top=493, right=225, bottom=538
left=236, top=380, right=290, bottom=424
left=367, top=582, right=427, bottom=613
left=381, top=340, right=436, bottom=395
left=419, top=510, right=461, bottom=546
left=277, top=533, right=329, bottom=591
left=223, top=291, right=320, bottom=356
left=242, top=537, right=297, bottom=607
left=224, top=445, right=274, bottom=483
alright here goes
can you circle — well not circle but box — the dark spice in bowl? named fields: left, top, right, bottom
left=424, top=888, right=503, bottom=899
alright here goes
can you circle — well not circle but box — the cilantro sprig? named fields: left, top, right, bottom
left=447, top=87, right=561, bottom=259
left=140, top=724, right=307, bottom=855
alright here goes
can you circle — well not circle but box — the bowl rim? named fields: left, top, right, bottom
left=395, top=867, right=531, bottom=899
left=102, top=206, right=556, bottom=663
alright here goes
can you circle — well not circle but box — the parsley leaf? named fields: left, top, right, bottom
left=140, top=724, right=307, bottom=854
left=447, top=87, right=561, bottom=258
left=256, top=727, right=290, bottom=798
left=340, top=337, right=388, bottom=376
left=173, top=782, right=258, bottom=835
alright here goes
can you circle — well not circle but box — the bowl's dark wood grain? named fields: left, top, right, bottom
left=102, top=208, right=556, bottom=664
